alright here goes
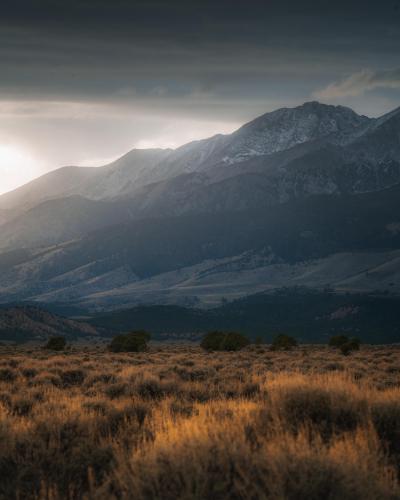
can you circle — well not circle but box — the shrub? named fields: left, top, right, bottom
left=271, top=334, right=297, bottom=351
left=329, top=335, right=360, bottom=355
left=105, top=383, right=128, bottom=399
left=348, top=337, right=361, bottom=350
left=12, top=397, right=34, bottom=416
left=342, top=340, right=360, bottom=355
left=84, top=372, right=116, bottom=387
left=330, top=335, right=360, bottom=348
left=200, top=331, right=225, bottom=351
left=174, top=367, right=211, bottom=381
left=329, top=335, right=349, bottom=348
left=0, top=368, right=17, bottom=382
left=222, top=332, right=251, bottom=351
left=339, top=343, right=352, bottom=356
left=82, top=400, right=110, bottom=416
left=200, top=331, right=250, bottom=351
left=240, top=383, right=261, bottom=398
left=111, top=403, right=395, bottom=500
left=60, top=369, right=86, bottom=386
left=136, top=378, right=165, bottom=399
left=44, top=336, right=67, bottom=351
left=34, top=373, right=62, bottom=387
left=370, top=399, right=400, bottom=458
left=109, top=331, right=150, bottom=352
left=170, top=401, right=197, bottom=419
left=277, top=385, right=364, bottom=438
left=21, top=368, right=38, bottom=379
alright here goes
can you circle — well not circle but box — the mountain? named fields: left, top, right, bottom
left=0, top=102, right=370, bottom=213
left=0, top=305, right=102, bottom=342
left=128, top=101, right=370, bottom=183
left=0, top=101, right=399, bottom=315
left=196, top=101, right=369, bottom=164
left=0, top=148, right=171, bottom=212
left=1, top=102, right=399, bottom=251
left=109, top=104, right=400, bottom=218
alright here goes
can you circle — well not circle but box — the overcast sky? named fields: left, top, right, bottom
left=1, top=0, right=400, bottom=194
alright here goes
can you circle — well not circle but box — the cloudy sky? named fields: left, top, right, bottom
left=1, top=0, right=400, bottom=194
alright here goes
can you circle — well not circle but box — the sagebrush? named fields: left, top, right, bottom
left=0, top=343, right=399, bottom=499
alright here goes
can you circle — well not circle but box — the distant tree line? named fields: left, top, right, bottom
left=42, top=331, right=361, bottom=355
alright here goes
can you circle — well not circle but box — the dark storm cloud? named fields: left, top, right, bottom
left=2, top=0, right=399, bottom=40
left=0, top=0, right=399, bottom=110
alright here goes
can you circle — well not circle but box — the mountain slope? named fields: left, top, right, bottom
left=0, top=149, right=171, bottom=212
left=0, top=196, right=136, bottom=250
left=0, top=305, right=102, bottom=341
left=1, top=184, right=399, bottom=309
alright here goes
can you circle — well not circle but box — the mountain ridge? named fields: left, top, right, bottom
left=2, top=101, right=399, bottom=251
left=0, top=101, right=375, bottom=210
left=0, top=305, right=102, bottom=341
left=0, top=100, right=399, bottom=313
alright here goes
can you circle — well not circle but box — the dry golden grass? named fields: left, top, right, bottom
left=0, top=343, right=400, bottom=499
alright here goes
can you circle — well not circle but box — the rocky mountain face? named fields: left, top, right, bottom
left=0, top=305, right=102, bottom=341
left=0, top=101, right=399, bottom=311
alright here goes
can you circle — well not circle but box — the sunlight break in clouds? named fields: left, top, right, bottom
left=0, top=99, right=240, bottom=194
left=314, top=68, right=400, bottom=99
left=0, top=144, right=39, bottom=195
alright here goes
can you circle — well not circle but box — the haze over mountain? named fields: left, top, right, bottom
left=0, top=102, right=375, bottom=212
left=0, top=101, right=400, bottom=312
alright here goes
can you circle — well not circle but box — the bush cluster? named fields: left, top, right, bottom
left=200, top=331, right=250, bottom=351
left=270, top=334, right=298, bottom=351
left=109, top=331, right=151, bottom=352
left=329, top=335, right=360, bottom=355
left=44, top=336, right=66, bottom=351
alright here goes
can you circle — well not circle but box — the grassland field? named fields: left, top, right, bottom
left=1, top=343, right=400, bottom=499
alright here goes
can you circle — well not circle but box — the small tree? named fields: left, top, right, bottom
left=329, top=335, right=360, bottom=355
left=340, top=343, right=352, bottom=356
left=201, top=331, right=250, bottom=351
left=329, top=335, right=349, bottom=348
left=339, top=338, right=360, bottom=356
left=109, top=330, right=150, bottom=353
left=222, top=332, right=251, bottom=351
left=348, top=337, right=360, bottom=350
left=271, top=334, right=297, bottom=351
left=200, top=331, right=225, bottom=351
left=44, top=336, right=66, bottom=351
